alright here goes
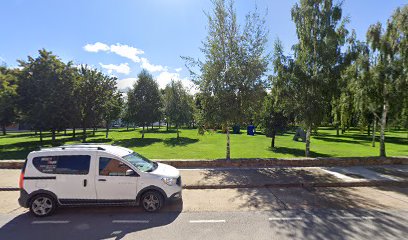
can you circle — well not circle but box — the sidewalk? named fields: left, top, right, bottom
left=1, top=165, right=407, bottom=191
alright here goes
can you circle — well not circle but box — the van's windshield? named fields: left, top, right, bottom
left=122, top=152, right=158, bottom=172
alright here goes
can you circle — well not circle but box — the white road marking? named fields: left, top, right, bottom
left=112, top=220, right=149, bottom=224
left=189, top=220, right=226, bottom=223
left=269, top=217, right=303, bottom=221
left=328, top=216, right=376, bottom=220
left=32, top=220, right=70, bottom=224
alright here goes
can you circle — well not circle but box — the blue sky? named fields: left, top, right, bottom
left=1, top=0, right=406, bottom=92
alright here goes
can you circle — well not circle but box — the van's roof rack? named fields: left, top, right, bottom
left=59, top=145, right=106, bottom=151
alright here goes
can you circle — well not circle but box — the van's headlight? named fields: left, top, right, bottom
left=162, top=177, right=175, bottom=186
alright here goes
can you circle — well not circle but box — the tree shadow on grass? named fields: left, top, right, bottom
left=84, top=138, right=112, bottom=144
left=163, top=137, right=199, bottom=147
left=270, top=146, right=331, bottom=158
left=113, top=138, right=162, bottom=148
left=0, top=138, right=77, bottom=160
left=144, top=128, right=178, bottom=134
left=0, top=132, right=37, bottom=139
left=316, top=133, right=408, bottom=145
left=313, top=136, right=363, bottom=145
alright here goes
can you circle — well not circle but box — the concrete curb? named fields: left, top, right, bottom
left=1, top=157, right=407, bottom=169
left=1, top=180, right=407, bottom=191
left=182, top=180, right=408, bottom=189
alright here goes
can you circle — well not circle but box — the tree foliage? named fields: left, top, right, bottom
left=0, top=66, right=18, bottom=135
left=184, top=0, right=269, bottom=160
left=163, top=80, right=193, bottom=138
left=17, top=49, right=76, bottom=143
left=127, top=69, right=161, bottom=138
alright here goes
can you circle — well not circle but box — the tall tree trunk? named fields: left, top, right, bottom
left=305, top=126, right=311, bottom=157
left=226, top=125, right=231, bottom=162
left=372, top=119, right=376, bottom=147
left=142, top=124, right=145, bottom=139
left=126, top=124, right=129, bottom=131
left=51, top=129, right=56, bottom=144
left=82, top=127, right=87, bottom=143
left=176, top=124, right=179, bottom=139
left=159, top=121, right=161, bottom=129
left=92, top=127, right=96, bottom=136
left=39, top=129, right=43, bottom=144
left=106, top=123, right=109, bottom=139
left=35, top=130, right=37, bottom=135
left=166, top=121, right=169, bottom=131
left=367, top=124, right=371, bottom=136
left=64, top=129, right=67, bottom=136
left=336, top=125, right=339, bottom=136
left=271, top=130, right=276, bottom=148
left=379, top=101, right=388, bottom=157
left=73, top=127, right=76, bottom=138
left=1, top=124, right=6, bottom=135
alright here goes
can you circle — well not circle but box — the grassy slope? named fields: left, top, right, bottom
left=0, top=127, right=407, bottom=160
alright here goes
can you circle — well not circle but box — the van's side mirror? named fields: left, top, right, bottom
left=125, top=169, right=136, bottom=176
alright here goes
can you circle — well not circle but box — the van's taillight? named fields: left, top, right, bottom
left=19, top=172, right=24, bottom=189
left=19, top=159, right=27, bottom=189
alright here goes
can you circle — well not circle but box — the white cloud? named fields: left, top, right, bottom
left=140, top=58, right=167, bottom=73
left=110, top=43, right=144, bottom=63
left=156, top=71, right=197, bottom=94
left=175, top=67, right=182, bottom=72
left=83, top=42, right=110, bottom=52
left=116, top=77, right=137, bottom=91
left=83, top=42, right=144, bottom=63
left=100, top=63, right=131, bottom=75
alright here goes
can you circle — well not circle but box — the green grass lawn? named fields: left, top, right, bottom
left=0, top=127, right=407, bottom=160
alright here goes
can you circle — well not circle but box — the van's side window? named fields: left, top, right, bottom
left=99, top=157, right=132, bottom=176
left=33, top=155, right=90, bottom=175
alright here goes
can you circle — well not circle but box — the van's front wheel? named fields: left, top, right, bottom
left=29, top=194, right=57, bottom=217
left=141, top=191, right=163, bottom=212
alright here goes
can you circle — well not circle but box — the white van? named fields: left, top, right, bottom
left=18, top=144, right=182, bottom=217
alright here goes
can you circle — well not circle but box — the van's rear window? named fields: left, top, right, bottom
left=33, top=155, right=91, bottom=175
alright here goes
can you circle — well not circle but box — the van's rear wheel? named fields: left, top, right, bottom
left=29, top=194, right=57, bottom=217
left=141, top=191, right=163, bottom=212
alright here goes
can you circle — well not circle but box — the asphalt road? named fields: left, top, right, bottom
left=0, top=208, right=407, bottom=240
left=0, top=186, right=407, bottom=240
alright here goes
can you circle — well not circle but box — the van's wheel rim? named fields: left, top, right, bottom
left=32, top=197, right=53, bottom=216
left=142, top=194, right=160, bottom=211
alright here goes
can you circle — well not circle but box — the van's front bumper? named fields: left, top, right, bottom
left=18, top=189, right=29, bottom=208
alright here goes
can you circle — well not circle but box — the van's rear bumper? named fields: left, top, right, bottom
left=18, top=189, right=29, bottom=208
left=168, top=191, right=182, bottom=201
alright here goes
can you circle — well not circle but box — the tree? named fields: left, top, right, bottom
left=103, top=91, right=123, bottom=139
left=365, top=6, right=408, bottom=157
left=184, top=0, right=269, bottom=160
left=18, top=49, right=76, bottom=144
left=128, top=69, right=161, bottom=138
left=288, top=0, right=348, bottom=157
left=261, top=94, right=288, bottom=148
left=0, top=66, right=18, bottom=135
left=76, top=65, right=117, bottom=142
left=163, top=80, right=193, bottom=139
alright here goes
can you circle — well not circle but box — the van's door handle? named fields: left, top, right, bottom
left=98, top=179, right=106, bottom=182
left=83, top=179, right=87, bottom=187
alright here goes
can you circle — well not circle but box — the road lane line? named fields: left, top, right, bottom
left=328, top=216, right=376, bottom=220
left=112, top=220, right=149, bottom=224
left=32, top=220, right=70, bottom=224
left=268, top=217, right=303, bottom=221
left=189, top=220, right=226, bottom=223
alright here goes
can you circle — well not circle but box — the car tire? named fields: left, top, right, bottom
left=29, top=194, right=57, bottom=217
left=141, top=191, right=164, bottom=212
